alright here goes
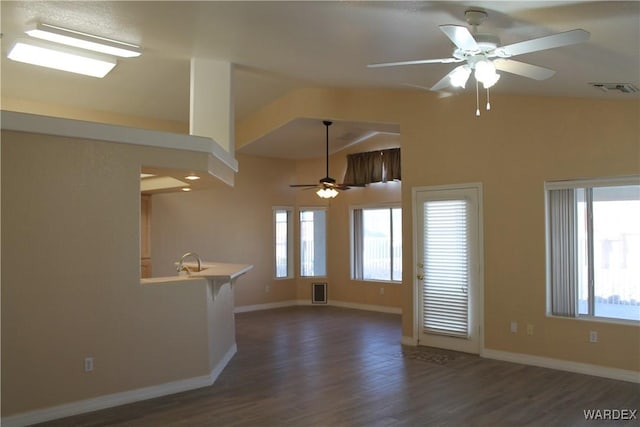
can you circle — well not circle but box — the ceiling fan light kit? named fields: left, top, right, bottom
left=473, top=58, right=500, bottom=89
left=367, top=7, right=590, bottom=117
left=316, top=187, right=339, bottom=199
left=450, top=65, right=471, bottom=88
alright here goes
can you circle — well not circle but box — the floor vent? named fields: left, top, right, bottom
left=589, top=82, right=639, bottom=93
left=312, top=282, right=327, bottom=304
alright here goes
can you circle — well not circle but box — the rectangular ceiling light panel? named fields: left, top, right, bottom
left=8, top=40, right=117, bottom=78
left=26, top=23, right=141, bottom=58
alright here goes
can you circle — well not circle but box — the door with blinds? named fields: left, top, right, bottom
left=413, top=184, right=483, bottom=354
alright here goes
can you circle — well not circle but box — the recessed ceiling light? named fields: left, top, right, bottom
left=182, top=188, right=192, bottom=192
left=7, top=40, right=116, bottom=78
left=26, top=23, right=141, bottom=58
left=185, top=175, right=200, bottom=181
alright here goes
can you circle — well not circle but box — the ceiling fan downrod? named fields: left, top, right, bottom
left=465, top=8, right=487, bottom=35
left=323, top=120, right=332, bottom=180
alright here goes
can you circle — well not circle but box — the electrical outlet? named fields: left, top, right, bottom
left=380, top=287, right=385, bottom=295
left=510, top=321, right=518, bottom=333
left=589, top=330, right=598, bottom=343
left=526, top=324, right=534, bottom=336
left=84, top=357, right=94, bottom=372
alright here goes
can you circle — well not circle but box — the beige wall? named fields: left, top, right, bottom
left=149, top=133, right=403, bottom=310
left=292, top=133, right=403, bottom=308
left=2, top=84, right=638, bottom=418
left=150, top=153, right=299, bottom=307
left=237, top=87, right=640, bottom=372
left=1, top=130, right=225, bottom=416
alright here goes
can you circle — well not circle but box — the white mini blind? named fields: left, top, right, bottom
left=423, top=199, right=470, bottom=338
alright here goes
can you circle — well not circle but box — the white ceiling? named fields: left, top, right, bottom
left=1, top=1, right=639, bottom=159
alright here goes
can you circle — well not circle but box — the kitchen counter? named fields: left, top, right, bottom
left=141, top=262, right=253, bottom=300
left=185, top=262, right=253, bottom=281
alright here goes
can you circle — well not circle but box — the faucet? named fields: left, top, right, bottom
left=177, top=252, right=202, bottom=273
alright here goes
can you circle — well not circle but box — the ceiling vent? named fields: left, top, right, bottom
left=589, top=82, right=639, bottom=93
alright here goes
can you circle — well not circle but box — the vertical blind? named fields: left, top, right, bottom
left=548, top=188, right=578, bottom=317
left=352, top=208, right=364, bottom=279
left=352, top=207, right=402, bottom=281
left=300, top=209, right=327, bottom=277
left=423, top=199, right=470, bottom=338
left=274, top=210, right=289, bottom=278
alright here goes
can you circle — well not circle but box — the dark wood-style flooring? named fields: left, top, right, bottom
left=37, top=306, right=639, bottom=426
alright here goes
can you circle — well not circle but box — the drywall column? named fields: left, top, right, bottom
left=190, top=58, right=235, bottom=153
left=190, top=58, right=237, bottom=186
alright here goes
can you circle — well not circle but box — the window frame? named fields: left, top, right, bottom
left=273, top=206, right=294, bottom=280
left=350, top=203, right=402, bottom=284
left=545, top=175, right=640, bottom=325
left=298, top=207, right=328, bottom=278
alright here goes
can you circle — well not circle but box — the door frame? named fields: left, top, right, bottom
left=411, top=182, right=485, bottom=354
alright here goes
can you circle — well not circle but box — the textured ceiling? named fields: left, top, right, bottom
left=1, top=1, right=638, bottom=158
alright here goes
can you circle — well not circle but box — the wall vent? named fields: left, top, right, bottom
left=589, top=82, right=639, bottom=93
left=312, top=282, right=327, bottom=304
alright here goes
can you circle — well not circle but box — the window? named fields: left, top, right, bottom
left=274, top=207, right=293, bottom=279
left=300, top=208, right=327, bottom=277
left=546, top=178, right=640, bottom=322
left=343, top=148, right=401, bottom=186
left=352, top=207, right=402, bottom=281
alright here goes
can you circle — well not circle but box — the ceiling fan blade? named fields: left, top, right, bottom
left=430, top=65, right=467, bottom=91
left=334, top=185, right=352, bottom=191
left=439, top=25, right=480, bottom=52
left=493, top=59, right=556, bottom=80
left=403, top=83, right=457, bottom=98
left=496, top=29, right=590, bottom=57
left=367, top=57, right=460, bottom=68
left=290, top=184, right=319, bottom=188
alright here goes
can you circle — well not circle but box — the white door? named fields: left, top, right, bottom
left=413, top=184, right=483, bottom=354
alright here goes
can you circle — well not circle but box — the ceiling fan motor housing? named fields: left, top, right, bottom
left=320, top=176, right=336, bottom=185
left=473, top=33, right=500, bottom=52
left=453, top=33, right=500, bottom=61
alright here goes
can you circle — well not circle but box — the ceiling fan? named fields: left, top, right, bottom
left=368, top=8, right=590, bottom=114
left=290, top=120, right=358, bottom=199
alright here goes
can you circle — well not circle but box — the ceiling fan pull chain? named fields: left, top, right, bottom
left=475, top=79, right=480, bottom=117
left=486, top=87, right=491, bottom=111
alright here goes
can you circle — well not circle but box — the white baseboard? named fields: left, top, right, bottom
left=1, top=344, right=238, bottom=427
left=209, top=342, right=237, bottom=383
left=327, top=300, right=402, bottom=314
left=235, top=299, right=402, bottom=315
left=401, top=336, right=417, bottom=346
left=482, top=348, right=640, bottom=384
left=234, top=300, right=298, bottom=313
